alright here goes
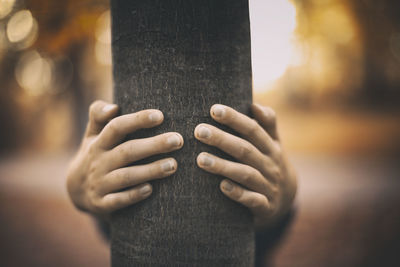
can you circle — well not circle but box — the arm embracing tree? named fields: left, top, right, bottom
left=110, top=0, right=254, bottom=265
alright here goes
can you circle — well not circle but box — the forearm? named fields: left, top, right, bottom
left=94, top=216, right=111, bottom=242
left=255, top=207, right=296, bottom=267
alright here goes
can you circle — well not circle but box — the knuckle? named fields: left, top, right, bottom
left=87, top=140, right=99, bottom=156
left=128, top=190, right=140, bottom=203
left=162, top=134, right=171, bottom=147
left=246, top=119, right=259, bottom=136
left=91, top=198, right=106, bottom=213
left=270, top=166, right=282, bottom=181
left=251, top=195, right=267, bottom=210
left=209, top=130, right=221, bottom=146
left=106, top=194, right=125, bottom=210
left=107, top=119, right=118, bottom=134
left=254, top=168, right=264, bottom=180
left=247, top=198, right=259, bottom=209
left=211, top=135, right=220, bottom=146
left=104, top=196, right=118, bottom=212
left=120, top=169, right=132, bottom=186
left=223, top=108, right=235, bottom=122
left=87, top=178, right=102, bottom=198
left=88, top=160, right=100, bottom=176
left=131, top=112, right=141, bottom=123
left=233, top=186, right=244, bottom=200
left=236, top=191, right=247, bottom=204
left=150, top=163, right=161, bottom=177
left=270, top=185, right=279, bottom=198
left=238, top=143, right=253, bottom=159
left=270, top=110, right=277, bottom=122
left=264, top=107, right=277, bottom=124
left=131, top=111, right=149, bottom=127
left=88, top=182, right=97, bottom=194
left=242, top=167, right=254, bottom=184
left=120, top=142, right=134, bottom=162
left=213, top=159, right=225, bottom=173
left=112, top=195, right=124, bottom=208
left=272, top=142, right=282, bottom=156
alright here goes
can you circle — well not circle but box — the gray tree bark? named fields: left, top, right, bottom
left=110, top=0, right=254, bottom=265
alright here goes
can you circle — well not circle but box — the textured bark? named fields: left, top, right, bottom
left=110, top=0, right=254, bottom=265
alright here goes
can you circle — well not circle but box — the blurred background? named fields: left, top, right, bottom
left=0, top=0, right=399, bottom=266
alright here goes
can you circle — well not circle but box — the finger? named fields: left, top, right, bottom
left=197, top=152, right=276, bottom=197
left=102, top=158, right=177, bottom=193
left=104, top=132, right=183, bottom=170
left=97, top=109, right=164, bottom=149
left=100, top=183, right=153, bottom=213
left=194, top=123, right=274, bottom=177
left=251, top=103, right=279, bottom=140
left=210, top=104, right=276, bottom=154
left=86, top=100, right=119, bottom=136
left=220, top=179, right=272, bottom=217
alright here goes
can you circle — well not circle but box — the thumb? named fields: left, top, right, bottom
left=85, top=100, right=119, bottom=136
left=251, top=103, right=279, bottom=140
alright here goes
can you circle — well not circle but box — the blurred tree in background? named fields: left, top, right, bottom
left=0, top=0, right=111, bottom=153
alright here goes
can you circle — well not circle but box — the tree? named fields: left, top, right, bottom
left=110, top=0, right=254, bottom=265
left=348, top=0, right=400, bottom=106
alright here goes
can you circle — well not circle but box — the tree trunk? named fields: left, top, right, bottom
left=110, top=0, right=254, bottom=265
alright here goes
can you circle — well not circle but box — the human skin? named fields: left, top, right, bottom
left=66, top=100, right=297, bottom=229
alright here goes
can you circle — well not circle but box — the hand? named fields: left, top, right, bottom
left=66, top=100, right=184, bottom=220
left=194, top=103, right=297, bottom=230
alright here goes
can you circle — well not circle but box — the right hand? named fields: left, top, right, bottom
left=66, top=100, right=184, bottom=220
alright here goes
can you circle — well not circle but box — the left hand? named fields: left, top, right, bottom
left=194, top=103, right=297, bottom=230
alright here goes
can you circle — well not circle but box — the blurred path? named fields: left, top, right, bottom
left=269, top=154, right=400, bottom=267
left=0, top=153, right=399, bottom=267
left=0, top=153, right=109, bottom=267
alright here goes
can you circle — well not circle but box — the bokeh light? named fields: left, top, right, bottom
left=6, top=9, right=38, bottom=49
left=0, top=0, right=15, bottom=19
left=7, top=10, right=33, bottom=42
left=15, top=50, right=53, bottom=96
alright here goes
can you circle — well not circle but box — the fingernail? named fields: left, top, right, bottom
left=222, top=180, right=234, bottom=192
left=199, top=154, right=214, bottom=167
left=167, top=134, right=182, bottom=147
left=197, top=125, right=211, bottom=139
left=212, top=105, right=225, bottom=118
left=140, top=184, right=152, bottom=195
left=149, top=111, right=162, bottom=122
left=162, top=160, right=175, bottom=172
left=102, top=104, right=117, bottom=113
